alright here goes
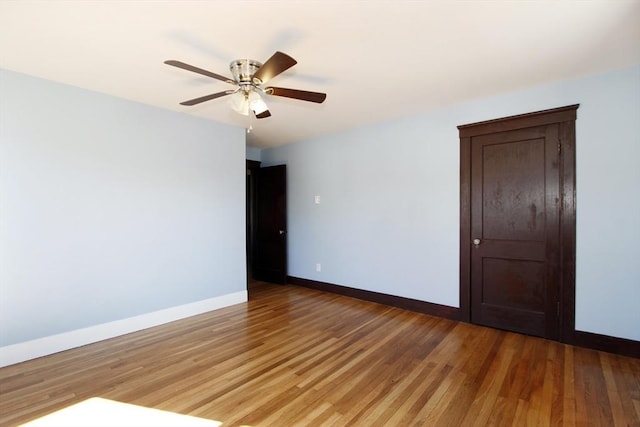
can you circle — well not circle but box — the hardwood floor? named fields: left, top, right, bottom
left=1, top=282, right=639, bottom=426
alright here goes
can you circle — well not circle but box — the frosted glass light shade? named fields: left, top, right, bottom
left=230, top=91, right=249, bottom=116
left=248, top=91, right=268, bottom=114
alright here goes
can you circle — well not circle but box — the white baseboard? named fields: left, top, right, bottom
left=0, top=290, right=248, bottom=368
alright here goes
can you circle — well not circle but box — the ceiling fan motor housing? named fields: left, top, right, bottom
left=230, top=59, right=262, bottom=89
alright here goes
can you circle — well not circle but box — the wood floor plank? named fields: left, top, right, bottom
left=462, top=338, right=516, bottom=426
left=383, top=362, right=451, bottom=426
left=562, top=344, right=577, bottom=427
left=1, top=282, right=639, bottom=426
left=601, top=352, right=629, bottom=426
left=543, top=341, right=564, bottom=426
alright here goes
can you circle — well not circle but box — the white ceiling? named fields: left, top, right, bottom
left=1, top=1, right=639, bottom=148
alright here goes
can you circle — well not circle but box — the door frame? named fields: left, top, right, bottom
left=246, top=160, right=261, bottom=285
left=458, top=105, right=579, bottom=343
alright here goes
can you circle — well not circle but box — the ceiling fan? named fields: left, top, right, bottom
left=164, top=51, right=326, bottom=119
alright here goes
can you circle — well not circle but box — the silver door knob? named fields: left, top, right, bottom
left=473, top=238, right=481, bottom=247
left=279, top=230, right=285, bottom=235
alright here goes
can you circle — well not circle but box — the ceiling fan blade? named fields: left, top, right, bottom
left=252, top=51, right=297, bottom=85
left=265, top=86, right=327, bottom=103
left=255, top=109, right=271, bottom=119
left=179, top=91, right=233, bottom=106
left=165, top=60, right=235, bottom=85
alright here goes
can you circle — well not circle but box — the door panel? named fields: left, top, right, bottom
left=254, top=165, right=287, bottom=284
left=480, top=138, right=546, bottom=241
left=481, top=258, right=545, bottom=311
left=470, top=124, right=560, bottom=339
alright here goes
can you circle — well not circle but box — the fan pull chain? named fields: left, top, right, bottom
left=247, top=111, right=253, bottom=134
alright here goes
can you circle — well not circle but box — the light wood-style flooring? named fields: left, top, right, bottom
left=1, top=282, right=639, bottom=426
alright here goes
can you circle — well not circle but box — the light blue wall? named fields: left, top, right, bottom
left=262, top=65, right=640, bottom=341
left=0, top=69, right=247, bottom=346
left=246, top=146, right=262, bottom=162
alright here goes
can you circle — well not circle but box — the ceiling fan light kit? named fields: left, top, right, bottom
left=230, top=90, right=268, bottom=116
left=164, top=51, right=326, bottom=120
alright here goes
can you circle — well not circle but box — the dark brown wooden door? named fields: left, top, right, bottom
left=254, top=165, right=287, bottom=284
left=470, top=124, right=561, bottom=339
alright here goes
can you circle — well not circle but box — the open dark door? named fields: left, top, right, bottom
left=254, top=165, right=287, bottom=284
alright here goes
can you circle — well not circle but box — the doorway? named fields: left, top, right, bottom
left=246, top=162, right=288, bottom=286
left=458, top=105, right=578, bottom=341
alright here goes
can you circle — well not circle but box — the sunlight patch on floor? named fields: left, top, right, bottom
left=20, top=397, right=222, bottom=427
